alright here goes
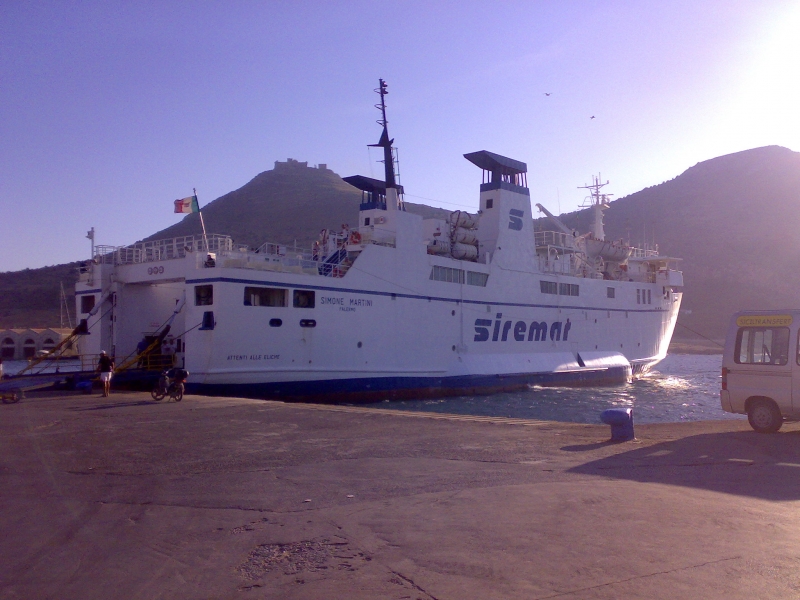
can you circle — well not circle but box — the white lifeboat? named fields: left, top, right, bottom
left=584, top=237, right=633, bottom=262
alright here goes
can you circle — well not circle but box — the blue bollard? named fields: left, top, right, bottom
left=600, top=408, right=635, bottom=442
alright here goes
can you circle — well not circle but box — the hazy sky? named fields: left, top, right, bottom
left=2, top=1, right=799, bottom=272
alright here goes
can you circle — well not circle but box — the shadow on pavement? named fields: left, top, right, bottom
left=68, top=400, right=156, bottom=411
left=561, top=441, right=614, bottom=452
left=567, top=429, right=800, bottom=501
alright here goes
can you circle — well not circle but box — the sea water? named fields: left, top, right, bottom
left=4, top=354, right=736, bottom=424
left=365, top=354, right=739, bottom=424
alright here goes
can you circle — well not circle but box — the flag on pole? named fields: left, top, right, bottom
left=174, top=195, right=200, bottom=214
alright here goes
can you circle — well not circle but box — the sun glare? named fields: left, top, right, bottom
left=724, top=4, right=800, bottom=150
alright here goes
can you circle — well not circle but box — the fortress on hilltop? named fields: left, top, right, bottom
left=274, top=158, right=330, bottom=171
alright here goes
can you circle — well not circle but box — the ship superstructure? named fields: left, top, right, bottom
left=74, top=81, right=683, bottom=401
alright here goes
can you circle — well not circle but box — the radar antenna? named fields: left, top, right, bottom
left=579, top=174, right=613, bottom=241
left=579, top=174, right=613, bottom=209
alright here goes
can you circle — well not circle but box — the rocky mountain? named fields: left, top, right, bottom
left=146, top=159, right=450, bottom=250
left=3, top=147, right=799, bottom=344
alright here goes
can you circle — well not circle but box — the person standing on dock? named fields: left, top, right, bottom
left=97, top=351, right=114, bottom=397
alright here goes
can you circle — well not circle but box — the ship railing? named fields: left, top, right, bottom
left=629, top=246, right=660, bottom=259
left=206, top=237, right=363, bottom=277
left=534, top=230, right=576, bottom=250
left=368, top=239, right=396, bottom=248
left=536, top=253, right=580, bottom=276
left=254, top=241, right=315, bottom=257
left=94, top=234, right=234, bottom=265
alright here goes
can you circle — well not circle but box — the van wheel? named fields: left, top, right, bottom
left=748, top=399, right=783, bottom=433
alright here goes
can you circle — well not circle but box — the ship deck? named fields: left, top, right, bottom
left=2, top=390, right=795, bottom=599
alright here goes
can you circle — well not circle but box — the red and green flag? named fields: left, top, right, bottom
left=174, top=195, right=200, bottom=214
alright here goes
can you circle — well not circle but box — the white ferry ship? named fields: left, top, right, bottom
left=74, top=80, right=683, bottom=401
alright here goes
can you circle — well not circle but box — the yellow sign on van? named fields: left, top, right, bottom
left=736, top=315, right=793, bottom=327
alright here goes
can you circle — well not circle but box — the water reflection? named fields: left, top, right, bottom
left=365, top=354, right=740, bottom=424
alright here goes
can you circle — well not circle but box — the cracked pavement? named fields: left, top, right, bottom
left=2, top=391, right=800, bottom=599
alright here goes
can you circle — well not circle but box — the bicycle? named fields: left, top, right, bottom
left=151, top=369, right=188, bottom=402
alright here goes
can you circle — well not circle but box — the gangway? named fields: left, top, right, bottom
left=0, top=361, right=174, bottom=403
left=0, top=372, right=92, bottom=404
left=2, top=286, right=189, bottom=403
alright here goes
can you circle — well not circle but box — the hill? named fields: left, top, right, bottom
left=0, top=262, right=80, bottom=329
left=146, top=159, right=450, bottom=249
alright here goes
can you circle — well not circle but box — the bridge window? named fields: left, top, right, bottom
left=244, top=286, right=287, bottom=307
left=607, top=287, right=615, bottom=299
left=195, top=285, right=213, bottom=306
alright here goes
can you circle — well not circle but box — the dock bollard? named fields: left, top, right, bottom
left=600, top=408, right=635, bottom=442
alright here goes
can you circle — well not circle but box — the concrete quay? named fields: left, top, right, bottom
left=2, top=390, right=800, bottom=599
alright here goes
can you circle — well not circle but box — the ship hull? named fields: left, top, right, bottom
left=189, top=364, right=633, bottom=402
left=177, top=244, right=681, bottom=401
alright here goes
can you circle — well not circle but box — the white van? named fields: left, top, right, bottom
left=721, top=311, right=800, bottom=432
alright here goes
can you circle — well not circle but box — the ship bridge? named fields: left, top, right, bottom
left=343, top=175, right=404, bottom=211
left=464, top=150, right=528, bottom=193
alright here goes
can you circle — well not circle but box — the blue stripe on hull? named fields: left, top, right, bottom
left=188, top=366, right=631, bottom=403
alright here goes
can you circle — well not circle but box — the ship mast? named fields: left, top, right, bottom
left=579, top=174, right=612, bottom=241
left=342, top=80, right=405, bottom=212
left=369, top=79, right=397, bottom=189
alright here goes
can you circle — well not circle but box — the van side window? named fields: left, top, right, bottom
left=735, top=327, right=789, bottom=365
left=796, top=330, right=800, bottom=366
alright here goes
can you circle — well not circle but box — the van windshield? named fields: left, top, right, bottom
left=735, top=327, right=790, bottom=365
